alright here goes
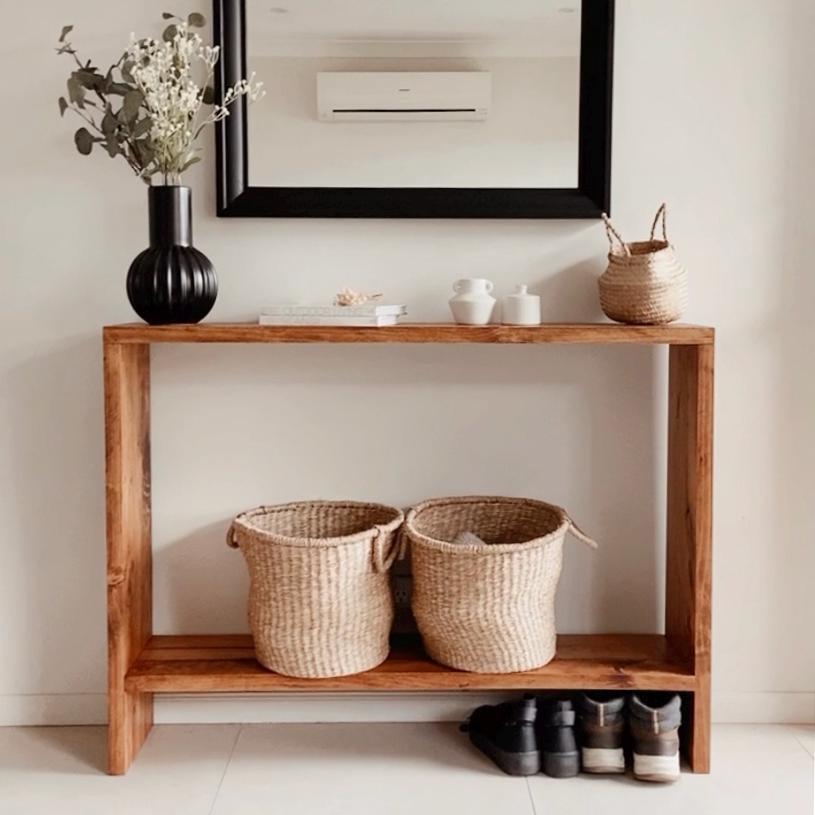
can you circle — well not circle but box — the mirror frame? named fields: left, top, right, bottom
left=213, top=0, right=614, bottom=218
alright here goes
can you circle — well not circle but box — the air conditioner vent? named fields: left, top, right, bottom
left=317, top=72, right=491, bottom=122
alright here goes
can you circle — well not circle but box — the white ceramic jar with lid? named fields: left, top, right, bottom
left=501, top=284, right=541, bottom=325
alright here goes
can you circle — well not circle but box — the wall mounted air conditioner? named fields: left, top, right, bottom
left=317, top=72, right=491, bottom=122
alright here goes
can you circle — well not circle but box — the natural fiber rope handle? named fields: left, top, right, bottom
left=566, top=517, right=599, bottom=549
left=371, top=526, right=407, bottom=573
left=226, top=523, right=239, bottom=548
left=649, top=203, right=669, bottom=243
left=601, top=213, right=632, bottom=258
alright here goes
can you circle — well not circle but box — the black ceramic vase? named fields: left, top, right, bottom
left=127, top=186, right=217, bottom=325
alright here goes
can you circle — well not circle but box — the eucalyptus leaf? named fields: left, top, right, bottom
left=102, top=106, right=118, bottom=137
left=202, top=85, right=215, bottom=105
left=67, top=77, right=85, bottom=108
left=122, top=90, right=143, bottom=123
left=74, top=69, right=104, bottom=91
left=162, top=12, right=175, bottom=19
left=105, top=81, right=132, bottom=96
left=121, top=61, right=135, bottom=84
left=58, top=97, right=68, bottom=117
left=104, top=137, right=120, bottom=158
left=132, top=117, right=152, bottom=138
left=59, top=25, right=73, bottom=43
left=162, top=24, right=178, bottom=42
left=74, top=127, right=93, bottom=155
left=187, top=12, right=206, bottom=27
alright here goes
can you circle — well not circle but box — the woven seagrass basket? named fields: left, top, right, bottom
left=227, top=501, right=404, bottom=678
left=406, top=496, right=597, bottom=674
left=599, top=204, right=688, bottom=325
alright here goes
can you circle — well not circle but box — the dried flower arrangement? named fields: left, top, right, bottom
left=56, top=12, right=264, bottom=184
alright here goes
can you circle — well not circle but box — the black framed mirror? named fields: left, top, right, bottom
left=214, top=0, right=614, bottom=218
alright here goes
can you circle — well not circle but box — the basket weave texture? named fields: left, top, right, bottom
left=228, top=501, right=404, bottom=678
left=406, top=496, right=597, bottom=674
left=599, top=204, right=688, bottom=325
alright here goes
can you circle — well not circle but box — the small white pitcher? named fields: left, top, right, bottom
left=449, top=278, right=496, bottom=325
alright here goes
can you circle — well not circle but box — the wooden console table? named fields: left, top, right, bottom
left=103, top=323, right=714, bottom=775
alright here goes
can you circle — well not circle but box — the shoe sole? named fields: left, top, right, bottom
left=581, top=747, right=626, bottom=774
left=632, top=752, right=680, bottom=783
left=469, top=731, right=541, bottom=776
left=542, top=750, right=580, bottom=778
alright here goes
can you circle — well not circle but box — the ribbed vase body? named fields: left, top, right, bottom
left=126, top=186, right=217, bottom=325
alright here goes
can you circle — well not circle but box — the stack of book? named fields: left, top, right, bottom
left=259, top=303, right=407, bottom=327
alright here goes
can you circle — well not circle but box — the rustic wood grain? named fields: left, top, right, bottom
left=103, top=327, right=714, bottom=774
left=666, top=344, right=714, bottom=773
left=103, top=323, right=715, bottom=346
left=125, top=634, right=695, bottom=693
left=104, top=340, right=153, bottom=775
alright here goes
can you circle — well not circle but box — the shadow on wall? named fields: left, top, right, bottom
left=4, top=335, right=107, bottom=694
left=535, top=257, right=609, bottom=323
left=155, top=520, right=249, bottom=634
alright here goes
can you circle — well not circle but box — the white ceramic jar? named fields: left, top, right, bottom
left=449, top=278, right=496, bottom=325
left=501, top=284, right=541, bottom=326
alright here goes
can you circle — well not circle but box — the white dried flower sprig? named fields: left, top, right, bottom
left=335, top=288, right=384, bottom=306
left=127, top=18, right=264, bottom=183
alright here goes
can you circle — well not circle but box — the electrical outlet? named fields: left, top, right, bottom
left=392, top=575, right=412, bottom=606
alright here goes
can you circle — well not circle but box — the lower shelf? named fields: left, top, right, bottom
left=125, top=634, right=695, bottom=693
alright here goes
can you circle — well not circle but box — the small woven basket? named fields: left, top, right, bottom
left=406, top=496, right=597, bottom=674
left=599, top=204, right=688, bottom=325
left=227, top=501, right=404, bottom=678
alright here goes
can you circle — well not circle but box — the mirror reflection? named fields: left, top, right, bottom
left=246, top=0, right=582, bottom=188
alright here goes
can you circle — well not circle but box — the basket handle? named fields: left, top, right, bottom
left=601, top=213, right=632, bottom=258
left=371, top=526, right=407, bottom=573
left=226, top=522, right=239, bottom=548
left=566, top=517, right=599, bottom=549
left=649, top=203, right=669, bottom=243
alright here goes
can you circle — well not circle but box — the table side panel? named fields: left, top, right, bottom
left=104, top=340, right=154, bottom=774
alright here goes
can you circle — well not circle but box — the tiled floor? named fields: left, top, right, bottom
left=0, top=723, right=812, bottom=814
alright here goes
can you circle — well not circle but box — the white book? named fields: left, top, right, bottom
left=261, top=303, right=406, bottom=317
left=259, top=314, right=401, bottom=327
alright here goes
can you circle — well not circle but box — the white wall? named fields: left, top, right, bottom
left=1, top=0, right=813, bottom=726
left=247, top=56, right=580, bottom=187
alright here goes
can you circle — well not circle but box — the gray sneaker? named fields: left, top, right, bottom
left=627, top=693, right=682, bottom=782
left=575, top=692, right=626, bottom=773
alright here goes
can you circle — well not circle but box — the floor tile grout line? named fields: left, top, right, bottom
left=784, top=724, right=815, bottom=759
left=207, top=725, right=243, bottom=815
left=792, top=734, right=815, bottom=760
left=524, top=777, right=538, bottom=815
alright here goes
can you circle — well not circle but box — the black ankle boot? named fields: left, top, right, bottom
left=461, top=697, right=540, bottom=776
left=537, top=698, right=580, bottom=778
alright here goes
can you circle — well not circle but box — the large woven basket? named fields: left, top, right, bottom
left=228, top=501, right=404, bottom=678
left=599, top=204, right=688, bottom=325
left=406, top=496, right=597, bottom=674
